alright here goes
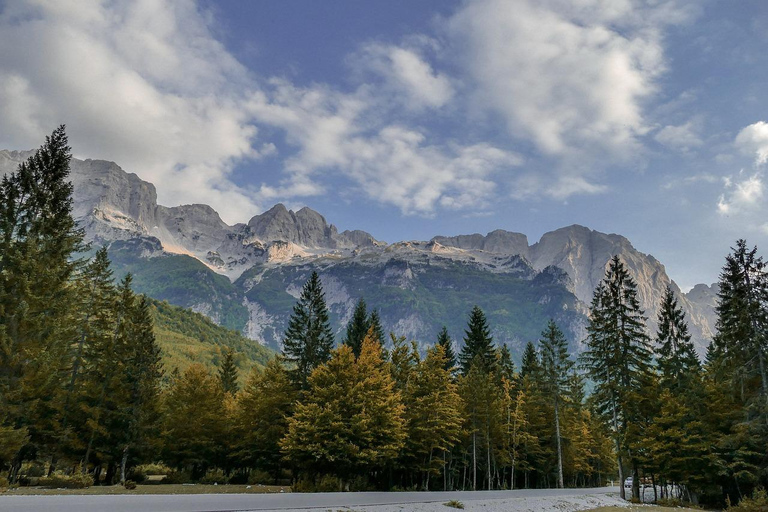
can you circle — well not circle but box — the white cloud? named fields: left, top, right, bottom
left=654, top=120, right=703, bottom=151
left=354, top=43, right=454, bottom=110
left=0, top=0, right=260, bottom=223
left=735, top=121, right=768, bottom=165
left=717, top=172, right=763, bottom=215
left=248, top=81, right=522, bottom=214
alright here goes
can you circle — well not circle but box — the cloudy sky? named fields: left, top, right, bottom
left=1, top=0, right=767, bottom=289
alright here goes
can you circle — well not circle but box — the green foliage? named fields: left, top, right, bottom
left=727, top=488, right=768, bottom=512
left=218, top=346, right=240, bottom=395
left=459, top=306, right=496, bottom=375
left=281, top=271, right=334, bottom=390
left=39, top=472, right=93, bottom=489
left=150, top=298, right=273, bottom=378
left=444, top=500, right=465, bottom=509
left=343, top=298, right=369, bottom=356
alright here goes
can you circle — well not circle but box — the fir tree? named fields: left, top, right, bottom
left=368, top=309, right=385, bottom=346
left=234, top=357, right=296, bottom=478
left=281, top=271, right=334, bottom=390
left=0, top=126, right=86, bottom=479
left=520, top=341, right=540, bottom=380
left=655, top=286, right=700, bottom=395
left=218, top=347, right=240, bottom=396
left=498, top=344, right=516, bottom=384
left=539, top=319, right=573, bottom=489
left=581, top=256, right=652, bottom=500
left=401, top=344, right=463, bottom=489
left=282, top=335, right=404, bottom=489
left=343, top=298, right=368, bottom=357
left=437, top=326, right=457, bottom=375
left=459, top=306, right=496, bottom=375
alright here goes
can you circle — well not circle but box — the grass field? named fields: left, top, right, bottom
left=1, top=483, right=290, bottom=495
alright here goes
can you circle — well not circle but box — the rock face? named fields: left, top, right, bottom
left=0, top=149, right=720, bottom=356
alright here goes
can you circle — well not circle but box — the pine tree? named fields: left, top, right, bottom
left=401, top=344, right=463, bottom=489
left=343, top=298, right=368, bottom=357
left=581, top=256, right=652, bottom=500
left=459, top=358, right=500, bottom=490
left=437, top=326, right=457, bottom=375
left=498, top=344, right=516, bottom=384
left=368, top=309, right=385, bottom=346
left=0, top=126, right=86, bottom=479
left=234, top=357, right=296, bottom=478
left=656, top=286, right=700, bottom=396
left=282, top=335, right=405, bottom=489
left=281, top=271, right=334, bottom=390
left=520, top=341, right=540, bottom=380
left=118, top=295, right=163, bottom=484
left=218, top=347, right=240, bottom=396
left=539, top=320, right=573, bottom=489
left=459, top=306, right=496, bottom=375
left=163, top=364, right=228, bottom=479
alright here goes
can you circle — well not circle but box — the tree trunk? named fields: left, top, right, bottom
left=632, top=465, right=640, bottom=501
left=554, top=396, right=564, bottom=489
left=612, top=403, right=625, bottom=500
left=120, top=445, right=129, bottom=485
left=472, top=429, right=477, bottom=490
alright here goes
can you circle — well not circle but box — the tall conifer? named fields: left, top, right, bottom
left=459, top=306, right=496, bottom=375
left=282, top=271, right=334, bottom=389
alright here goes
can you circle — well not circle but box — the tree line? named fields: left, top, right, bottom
left=1, top=128, right=766, bottom=506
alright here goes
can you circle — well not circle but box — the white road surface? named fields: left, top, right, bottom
left=0, top=485, right=626, bottom=512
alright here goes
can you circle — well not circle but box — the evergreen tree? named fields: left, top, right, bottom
left=401, top=344, right=463, bottom=489
left=459, top=306, right=496, bottom=375
left=437, top=326, right=458, bottom=375
left=656, top=286, right=700, bottom=395
left=282, top=335, right=405, bottom=489
left=0, top=126, right=86, bottom=479
left=234, top=357, right=296, bottom=478
left=343, top=298, right=368, bottom=357
left=118, top=295, right=163, bottom=484
left=218, top=347, right=240, bottom=396
left=459, top=358, right=500, bottom=490
left=368, top=309, right=385, bottom=346
left=281, top=271, right=334, bottom=390
left=163, top=364, right=228, bottom=479
left=498, top=344, right=516, bottom=385
left=581, top=256, right=652, bottom=500
left=539, top=320, right=573, bottom=489
left=520, top=341, right=540, bottom=380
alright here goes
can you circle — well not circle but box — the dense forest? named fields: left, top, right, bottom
left=1, top=129, right=766, bottom=507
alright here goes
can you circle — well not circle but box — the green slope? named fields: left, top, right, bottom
left=149, top=298, right=274, bottom=381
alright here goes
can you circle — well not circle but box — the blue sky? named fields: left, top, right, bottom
left=1, top=0, right=768, bottom=289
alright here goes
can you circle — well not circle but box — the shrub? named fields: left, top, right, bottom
left=39, top=472, right=92, bottom=489
left=444, top=500, right=465, bottom=509
left=0, top=476, right=9, bottom=489
left=123, top=480, right=137, bottom=490
left=292, top=475, right=342, bottom=492
left=199, top=469, right=228, bottom=485
left=125, top=469, right=147, bottom=484
left=136, top=463, right=171, bottom=476
left=248, top=470, right=272, bottom=485
left=728, top=488, right=768, bottom=512
left=163, top=471, right=193, bottom=484
left=24, top=465, right=46, bottom=477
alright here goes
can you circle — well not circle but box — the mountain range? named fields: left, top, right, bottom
left=0, top=149, right=719, bottom=360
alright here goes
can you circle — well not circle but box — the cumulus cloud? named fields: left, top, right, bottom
left=0, top=0, right=261, bottom=222
left=443, top=0, right=690, bottom=159
left=717, top=172, right=763, bottom=215
left=248, top=81, right=522, bottom=214
left=353, top=42, right=454, bottom=110
left=654, top=120, right=704, bottom=151
left=735, top=121, right=768, bottom=165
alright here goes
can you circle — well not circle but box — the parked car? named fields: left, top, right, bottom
left=624, top=477, right=633, bottom=488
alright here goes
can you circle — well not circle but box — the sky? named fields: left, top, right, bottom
left=1, top=0, right=768, bottom=290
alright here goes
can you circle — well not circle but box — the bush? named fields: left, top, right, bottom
left=728, top=488, right=768, bottom=512
left=163, top=470, right=193, bottom=484
left=24, top=465, right=46, bottom=478
left=123, top=480, right=137, bottom=490
left=136, top=463, right=171, bottom=476
left=248, top=470, right=273, bottom=485
left=444, top=500, right=465, bottom=509
left=39, top=472, right=92, bottom=489
left=292, top=475, right=343, bottom=492
left=199, top=469, right=228, bottom=485
left=0, top=476, right=9, bottom=489
left=125, top=469, right=147, bottom=484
